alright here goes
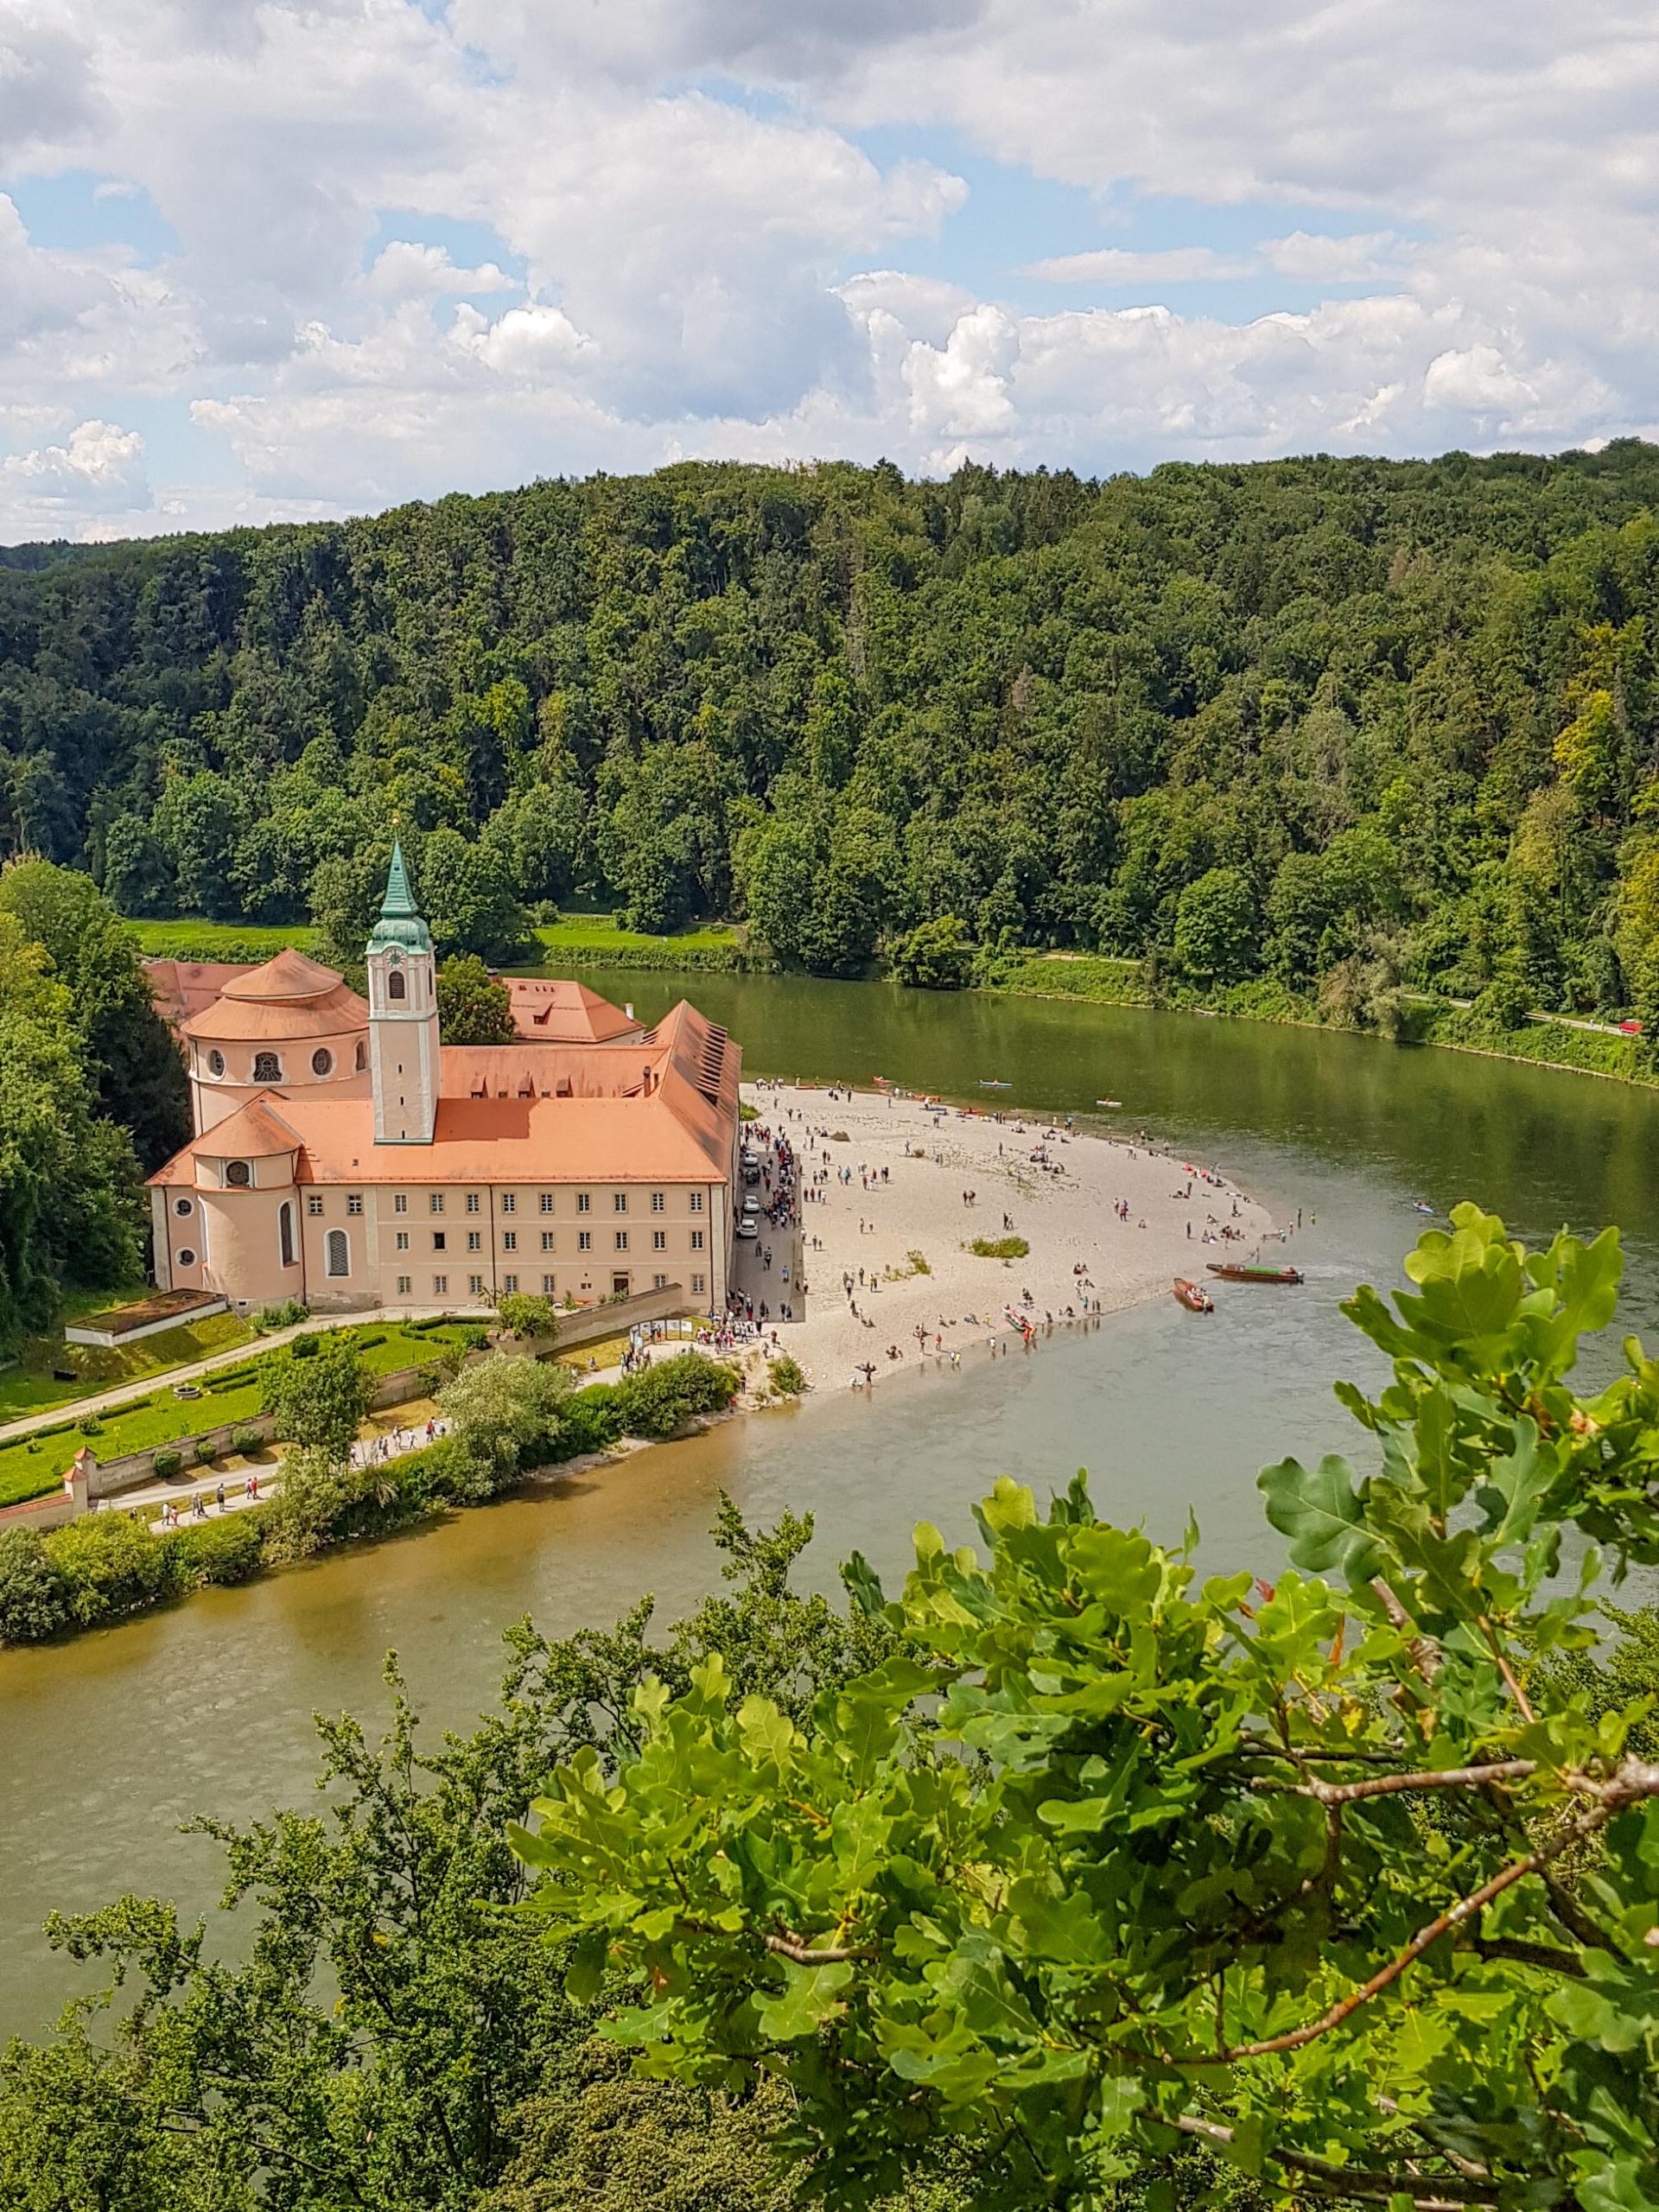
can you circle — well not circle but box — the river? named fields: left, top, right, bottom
left=5, top=972, right=1659, bottom=2038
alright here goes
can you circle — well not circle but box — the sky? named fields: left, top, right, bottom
left=0, top=0, right=1656, bottom=543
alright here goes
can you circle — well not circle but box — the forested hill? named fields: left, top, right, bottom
left=6, top=445, right=1659, bottom=1017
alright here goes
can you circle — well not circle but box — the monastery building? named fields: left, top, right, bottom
left=147, top=848, right=741, bottom=1317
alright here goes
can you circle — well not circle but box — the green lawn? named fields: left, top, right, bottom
left=0, top=1319, right=482, bottom=1509
left=0, top=1309, right=255, bottom=1424
left=127, top=918, right=320, bottom=960
left=515, top=915, right=746, bottom=973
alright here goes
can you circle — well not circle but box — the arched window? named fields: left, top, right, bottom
left=354, top=1038, right=367, bottom=1071
left=311, top=1047, right=334, bottom=1077
left=387, top=969, right=406, bottom=1002
left=252, top=1051, right=282, bottom=1084
left=326, top=1229, right=349, bottom=1278
left=279, top=1202, right=296, bottom=1268
left=225, top=1160, right=251, bottom=1188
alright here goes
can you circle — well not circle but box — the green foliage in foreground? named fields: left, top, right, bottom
left=0, top=1508, right=931, bottom=2212
left=517, top=1205, right=1659, bottom=2210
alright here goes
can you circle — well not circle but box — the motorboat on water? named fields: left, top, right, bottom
left=1173, top=1277, right=1214, bottom=1313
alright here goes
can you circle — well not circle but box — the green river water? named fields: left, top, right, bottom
left=3, top=970, right=1657, bottom=2037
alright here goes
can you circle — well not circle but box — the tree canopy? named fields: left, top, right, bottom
left=7, top=448, right=1659, bottom=994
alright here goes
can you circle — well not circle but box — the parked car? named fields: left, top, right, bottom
left=1621, top=1018, right=1643, bottom=1034
left=735, top=1216, right=759, bottom=1238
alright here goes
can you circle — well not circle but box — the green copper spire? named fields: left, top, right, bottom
left=366, top=839, right=432, bottom=956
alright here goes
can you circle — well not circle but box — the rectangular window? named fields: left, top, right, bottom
left=307, top=1195, right=323, bottom=1217
left=651, top=1191, right=664, bottom=1212
left=690, top=1191, right=704, bottom=1213
left=576, top=1192, right=590, bottom=1213
left=346, top=1193, right=363, bottom=1215
left=502, top=1230, right=517, bottom=1253
left=652, top=1230, right=666, bottom=1251
left=541, top=1273, right=555, bottom=1294
left=691, top=1273, right=705, bottom=1294
left=690, top=1230, right=704, bottom=1252
left=503, top=1273, right=518, bottom=1294
left=614, top=1230, right=628, bottom=1253
left=539, top=1192, right=554, bottom=1214
left=466, top=1192, right=480, bottom=1215
left=393, top=1193, right=408, bottom=1215
left=613, top=1192, right=627, bottom=1213
left=578, top=1230, right=592, bottom=1253
left=500, top=1192, right=516, bottom=1215
left=432, top=1274, right=448, bottom=1294
left=397, top=1274, right=410, bottom=1295
left=396, top=1230, right=410, bottom=1252
left=540, top=1230, right=554, bottom=1252
left=432, top=1231, right=447, bottom=1252
left=468, top=1274, right=484, bottom=1295
left=467, top=1230, right=481, bottom=1252
left=653, top=1273, right=668, bottom=1290
left=429, top=1193, right=444, bottom=1214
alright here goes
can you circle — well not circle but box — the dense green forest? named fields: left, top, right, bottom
left=7, top=447, right=1659, bottom=1020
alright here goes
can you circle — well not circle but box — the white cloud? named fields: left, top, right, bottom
left=0, top=416, right=149, bottom=536
left=0, top=0, right=1657, bottom=534
left=1023, top=246, right=1258, bottom=284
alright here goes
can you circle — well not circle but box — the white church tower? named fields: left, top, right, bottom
left=366, top=841, right=440, bottom=1145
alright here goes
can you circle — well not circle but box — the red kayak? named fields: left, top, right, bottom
left=1173, top=1278, right=1214, bottom=1314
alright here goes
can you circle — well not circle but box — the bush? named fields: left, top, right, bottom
left=497, top=1291, right=556, bottom=1339
left=231, top=1426, right=265, bottom=1456
left=437, top=1351, right=577, bottom=1491
left=289, top=1333, right=320, bottom=1360
left=43, top=1514, right=183, bottom=1626
left=613, top=1354, right=741, bottom=1440
left=353, top=1332, right=386, bottom=1350
left=195, top=1438, right=217, bottom=1466
left=767, top=1355, right=806, bottom=1396
left=169, top=1513, right=263, bottom=1587
left=251, top=1299, right=308, bottom=1332
left=151, top=1447, right=182, bottom=1479
left=969, top=1235, right=1029, bottom=1259
left=0, top=1528, right=75, bottom=1643
left=555, top=1383, right=625, bottom=1458
left=75, top=1415, right=104, bottom=1438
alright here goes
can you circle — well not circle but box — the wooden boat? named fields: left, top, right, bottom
left=1096, top=1097, right=1122, bottom=1108
left=978, top=1078, right=1012, bottom=1089
left=1206, top=1262, right=1304, bottom=1287
left=1173, top=1277, right=1214, bottom=1313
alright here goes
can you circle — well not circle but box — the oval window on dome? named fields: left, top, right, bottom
left=176, top=1247, right=196, bottom=1267
left=312, top=1047, right=334, bottom=1077
left=174, top=1197, right=194, bottom=1217
left=207, top=1049, right=226, bottom=1077
left=225, top=1160, right=251, bottom=1188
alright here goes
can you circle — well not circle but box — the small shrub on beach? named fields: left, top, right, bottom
left=969, top=1235, right=1029, bottom=1260
left=767, top=1355, right=806, bottom=1396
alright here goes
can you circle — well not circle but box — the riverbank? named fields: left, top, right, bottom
left=745, top=1081, right=1278, bottom=1390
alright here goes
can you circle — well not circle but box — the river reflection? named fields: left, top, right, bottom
left=4, top=975, right=1658, bottom=2036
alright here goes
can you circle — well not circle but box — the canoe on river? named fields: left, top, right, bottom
left=1205, top=1262, right=1305, bottom=1286
left=1173, top=1277, right=1214, bottom=1313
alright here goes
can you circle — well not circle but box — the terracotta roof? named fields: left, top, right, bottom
left=150, top=1095, right=305, bottom=1180
left=145, top=958, right=251, bottom=1028
left=220, top=948, right=343, bottom=1002
left=148, top=1000, right=741, bottom=1189
left=180, top=966, right=370, bottom=1045
left=503, top=977, right=643, bottom=1043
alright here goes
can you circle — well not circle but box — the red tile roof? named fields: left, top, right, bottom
left=502, top=976, right=643, bottom=1043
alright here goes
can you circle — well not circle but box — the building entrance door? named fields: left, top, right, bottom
left=612, top=1273, right=631, bottom=1297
